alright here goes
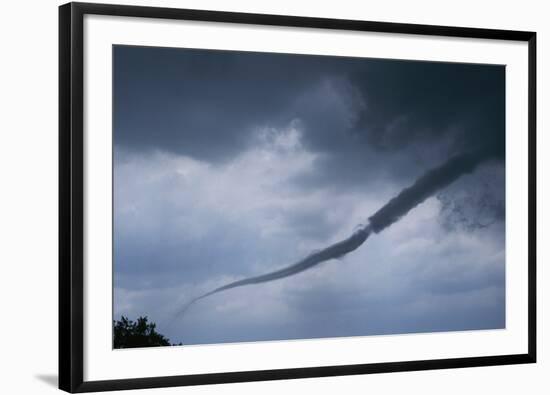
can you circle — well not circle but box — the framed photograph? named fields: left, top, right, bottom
left=59, top=2, right=536, bottom=392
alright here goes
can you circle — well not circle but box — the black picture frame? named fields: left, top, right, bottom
left=59, top=2, right=537, bottom=393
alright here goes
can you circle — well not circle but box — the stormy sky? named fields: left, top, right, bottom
left=113, top=45, right=505, bottom=346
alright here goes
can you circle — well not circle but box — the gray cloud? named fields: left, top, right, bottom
left=115, top=46, right=504, bottom=179
left=113, top=45, right=505, bottom=345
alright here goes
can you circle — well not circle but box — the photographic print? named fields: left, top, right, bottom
left=112, top=45, right=506, bottom=348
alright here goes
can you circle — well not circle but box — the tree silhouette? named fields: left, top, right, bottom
left=113, top=316, right=178, bottom=348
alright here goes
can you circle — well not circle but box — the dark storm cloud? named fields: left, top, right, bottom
left=350, top=60, right=505, bottom=156
left=288, top=60, right=505, bottom=191
left=114, top=45, right=355, bottom=162
left=114, top=45, right=505, bottom=177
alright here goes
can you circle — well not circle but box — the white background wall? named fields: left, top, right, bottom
left=0, top=0, right=547, bottom=393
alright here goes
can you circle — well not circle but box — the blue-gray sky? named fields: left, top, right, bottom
left=113, top=45, right=505, bottom=346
